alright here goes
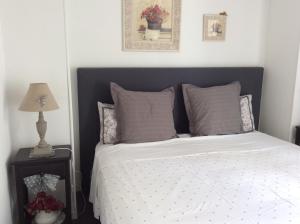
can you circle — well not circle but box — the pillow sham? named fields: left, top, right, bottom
left=97, top=102, right=117, bottom=144
left=99, top=88, right=255, bottom=142
left=111, top=82, right=176, bottom=143
left=98, top=95, right=255, bottom=142
left=240, top=94, right=255, bottom=132
left=182, top=82, right=242, bottom=136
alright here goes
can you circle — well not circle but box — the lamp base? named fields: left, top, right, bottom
left=29, top=144, right=55, bottom=158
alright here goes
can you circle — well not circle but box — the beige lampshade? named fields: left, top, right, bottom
left=19, top=83, right=59, bottom=112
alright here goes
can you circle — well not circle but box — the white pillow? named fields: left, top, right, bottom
left=97, top=102, right=117, bottom=144
left=240, top=95, right=255, bottom=132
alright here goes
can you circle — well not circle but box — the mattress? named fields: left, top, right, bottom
left=90, top=132, right=300, bottom=224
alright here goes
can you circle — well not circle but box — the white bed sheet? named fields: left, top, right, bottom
left=90, top=132, right=300, bottom=224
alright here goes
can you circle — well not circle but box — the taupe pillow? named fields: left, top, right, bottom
left=111, top=82, right=176, bottom=143
left=183, top=82, right=242, bottom=136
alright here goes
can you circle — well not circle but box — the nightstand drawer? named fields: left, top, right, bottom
left=16, top=162, right=66, bottom=178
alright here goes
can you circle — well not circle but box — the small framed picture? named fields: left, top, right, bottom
left=203, top=14, right=227, bottom=41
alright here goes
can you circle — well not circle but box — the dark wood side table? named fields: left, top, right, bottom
left=296, top=126, right=300, bottom=146
left=11, top=145, right=72, bottom=224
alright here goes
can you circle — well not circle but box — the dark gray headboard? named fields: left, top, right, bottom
left=77, top=67, right=264, bottom=194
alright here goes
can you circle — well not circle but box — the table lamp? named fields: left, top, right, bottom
left=19, top=83, right=59, bottom=157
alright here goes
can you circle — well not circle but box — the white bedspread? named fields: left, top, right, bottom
left=90, top=132, right=300, bottom=224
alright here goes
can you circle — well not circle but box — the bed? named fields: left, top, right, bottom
left=89, top=132, right=300, bottom=224
left=78, top=67, right=294, bottom=223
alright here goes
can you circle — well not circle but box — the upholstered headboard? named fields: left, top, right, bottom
left=77, top=67, right=264, bottom=194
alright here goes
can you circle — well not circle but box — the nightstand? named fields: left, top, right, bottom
left=296, top=126, right=300, bottom=146
left=11, top=145, right=72, bottom=224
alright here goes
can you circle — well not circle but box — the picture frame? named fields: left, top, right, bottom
left=203, top=14, right=227, bottom=41
left=123, top=0, right=181, bottom=51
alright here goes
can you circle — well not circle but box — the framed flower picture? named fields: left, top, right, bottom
left=123, top=0, right=181, bottom=51
left=203, top=14, right=227, bottom=41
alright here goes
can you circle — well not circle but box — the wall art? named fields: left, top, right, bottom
left=123, top=0, right=181, bottom=51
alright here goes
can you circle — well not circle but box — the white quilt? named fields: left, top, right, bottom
left=90, top=132, right=300, bottom=224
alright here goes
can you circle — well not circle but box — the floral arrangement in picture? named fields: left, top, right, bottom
left=141, top=4, right=169, bottom=30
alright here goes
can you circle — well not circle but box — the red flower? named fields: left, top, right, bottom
left=141, top=4, right=169, bottom=24
left=26, top=191, right=64, bottom=216
left=37, top=191, right=46, bottom=198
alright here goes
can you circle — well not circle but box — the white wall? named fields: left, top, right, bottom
left=0, top=19, right=13, bottom=224
left=67, top=0, right=268, bottom=67
left=290, top=46, right=300, bottom=141
left=1, top=0, right=77, bottom=219
left=66, top=0, right=269, bottom=180
left=0, top=0, right=269, bottom=218
left=1, top=0, right=71, bottom=150
left=260, top=0, right=300, bottom=141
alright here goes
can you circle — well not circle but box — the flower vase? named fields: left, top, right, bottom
left=147, top=21, right=162, bottom=30
left=34, top=210, right=60, bottom=224
left=145, top=21, right=161, bottom=41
